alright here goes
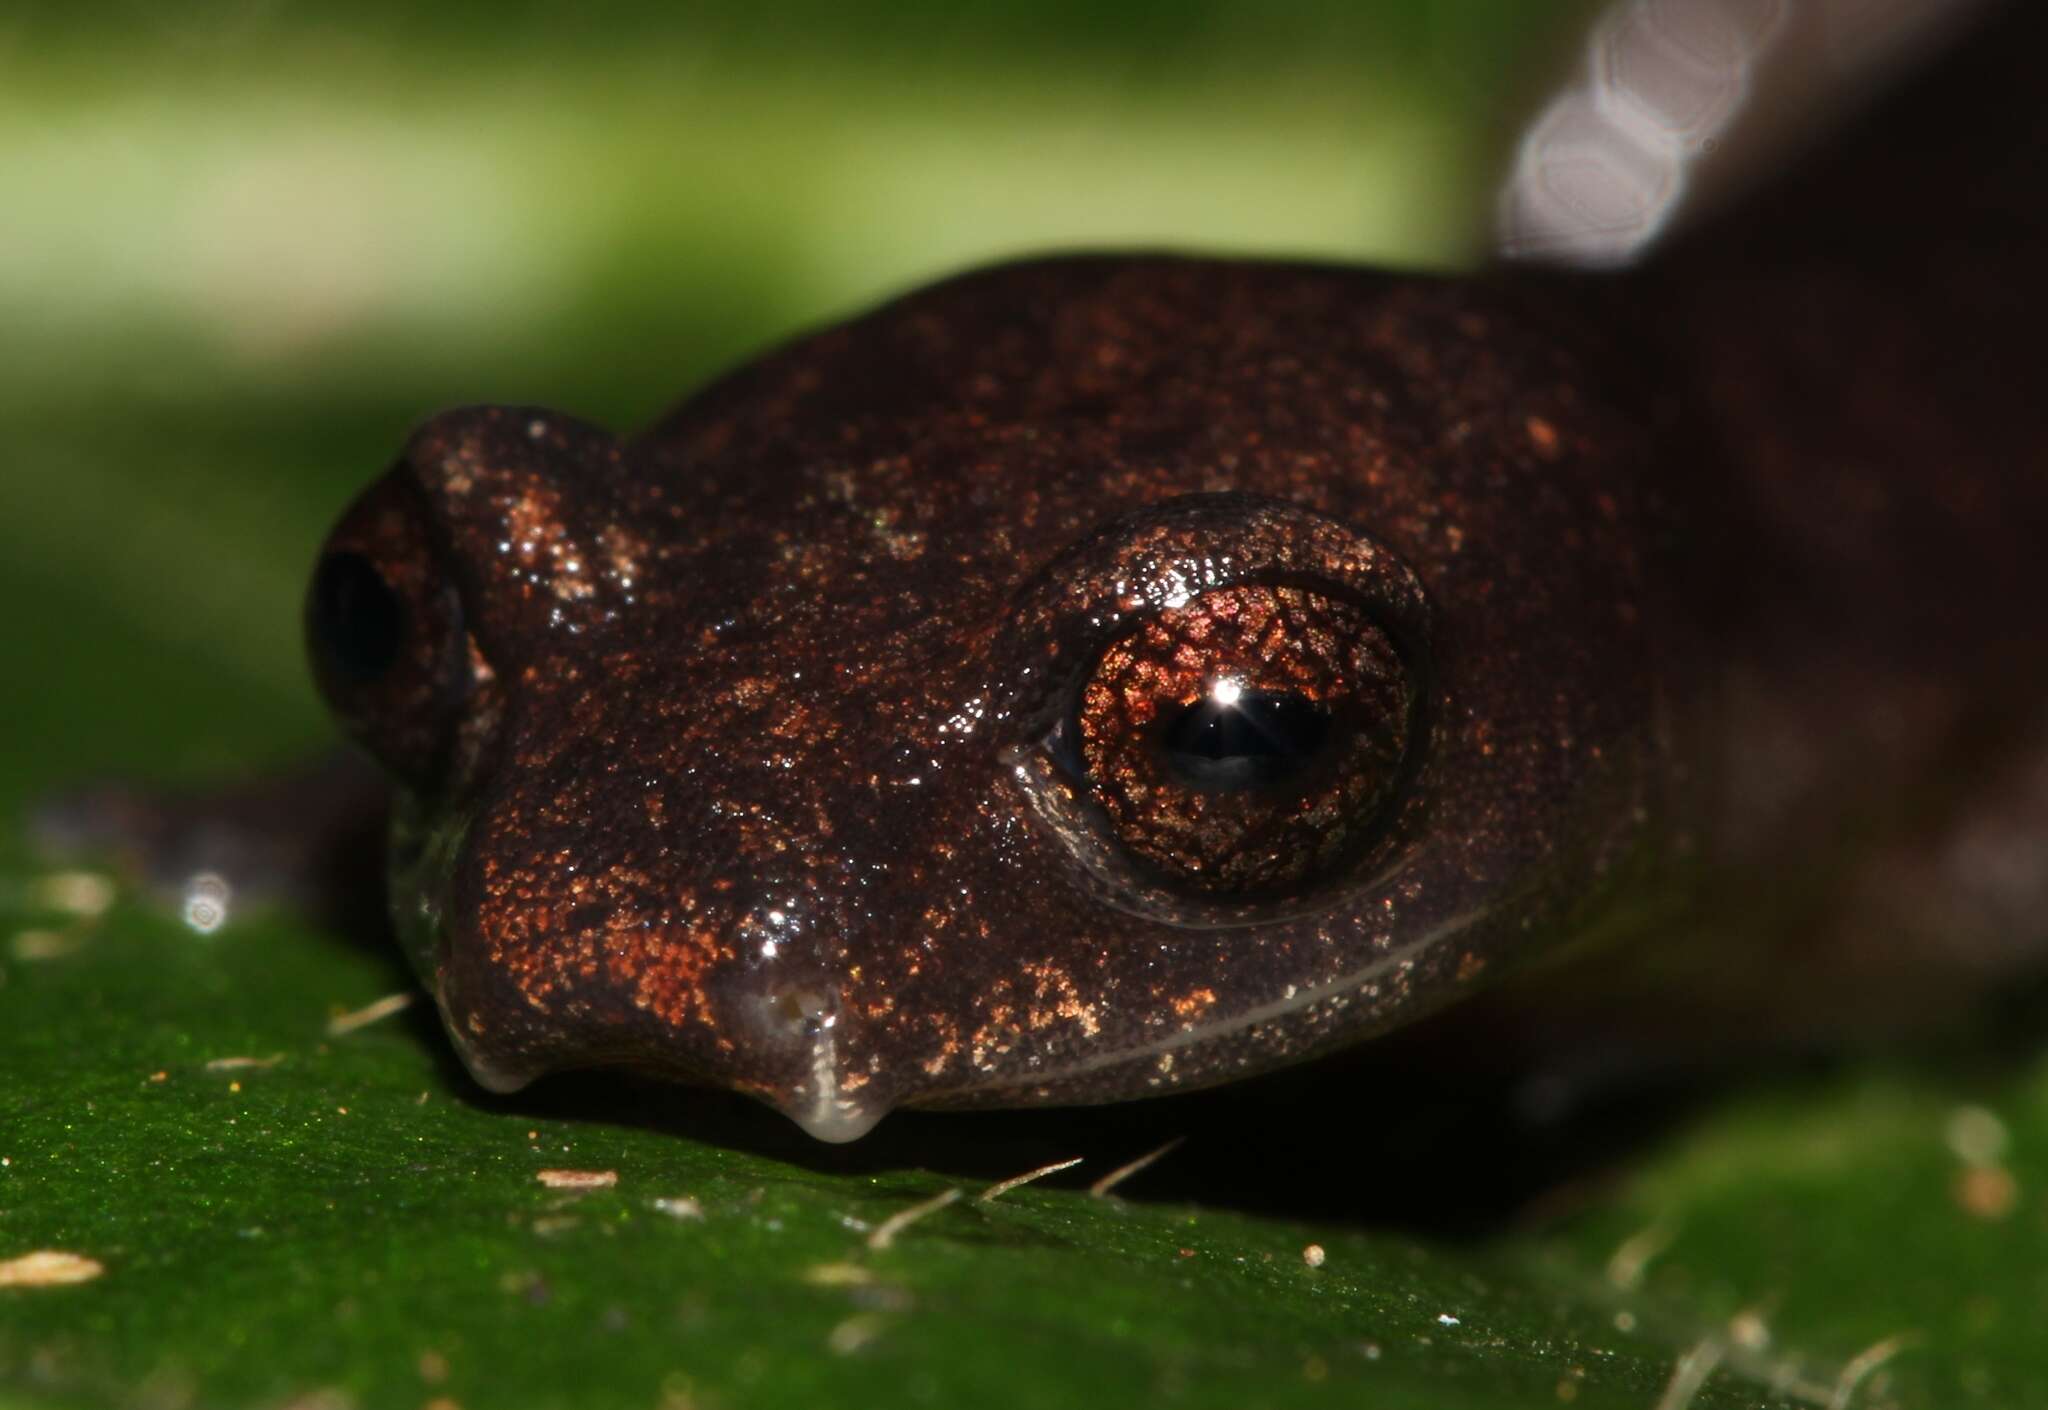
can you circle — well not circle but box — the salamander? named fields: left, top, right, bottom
left=55, top=2, right=2048, bottom=1142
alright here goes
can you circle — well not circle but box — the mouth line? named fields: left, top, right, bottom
left=916, top=904, right=1492, bottom=1104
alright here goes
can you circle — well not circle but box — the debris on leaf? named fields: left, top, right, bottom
left=865, top=1188, right=960, bottom=1250
left=327, top=990, right=416, bottom=1036
left=0, top=1249, right=105, bottom=1287
left=536, top=1169, right=617, bottom=1191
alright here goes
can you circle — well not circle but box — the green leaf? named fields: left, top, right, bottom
left=7, top=861, right=2048, bottom=1408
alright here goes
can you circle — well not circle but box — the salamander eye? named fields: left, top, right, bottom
left=308, top=551, right=404, bottom=685
left=306, top=471, right=474, bottom=787
left=1068, top=584, right=1417, bottom=897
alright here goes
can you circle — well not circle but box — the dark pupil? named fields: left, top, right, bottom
left=1159, top=690, right=1331, bottom=792
left=310, top=551, right=405, bottom=684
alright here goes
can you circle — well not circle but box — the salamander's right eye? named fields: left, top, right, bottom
left=1064, top=581, right=1419, bottom=899
left=306, top=471, right=474, bottom=788
left=1002, top=493, right=1435, bottom=926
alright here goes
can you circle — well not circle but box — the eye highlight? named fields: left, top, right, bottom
left=1159, top=685, right=1329, bottom=792
left=1074, top=584, right=1414, bottom=896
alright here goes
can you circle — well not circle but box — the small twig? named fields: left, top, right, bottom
left=865, top=1187, right=962, bottom=1250
left=1605, top=1220, right=1678, bottom=1290
left=535, top=1169, right=617, bottom=1191
left=1653, top=1339, right=1725, bottom=1410
left=327, top=991, right=416, bottom=1036
left=1088, top=1137, right=1185, bottom=1199
left=204, top=1053, right=286, bottom=1072
left=978, top=1156, right=1085, bottom=1204
left=1830, top=1334, right=1916, bottom=1410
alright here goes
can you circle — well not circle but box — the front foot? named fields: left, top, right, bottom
left=28, top=748, right=391, bottom=938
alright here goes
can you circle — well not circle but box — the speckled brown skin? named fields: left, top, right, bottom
left=317, top=263, right=1678, bottom=1140
left=296, top=4, right=2039, bottom=1140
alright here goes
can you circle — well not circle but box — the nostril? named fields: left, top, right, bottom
left=730, top=972, right=838, bottom=1057
left=563, top=902, right=608, bottom=933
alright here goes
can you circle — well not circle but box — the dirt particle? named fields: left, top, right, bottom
left=37, top=870, right=116, bottom=917
left=11, top=928, right=86, bottom=961
left=499, top=1270, right=551, bottom=1305
left=1302, top=1243, right=1326, bottom=1269
left=536, top=1168, right=617, bottom=1191
left=0, top=1250, right=104, bottom=1287
left=1945, top=1105, right=2010, bottom=1165
left=1726, top=1307, right=1771, bottom=1351
left=1953, top=1164, right=2019, bottom=1220
left=276, top=1390, right=354, bottom=1410
left=826, top=1313, right=885, bottom=1355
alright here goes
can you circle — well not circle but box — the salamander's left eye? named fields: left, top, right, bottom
left=308, top=550, right=405, bottom=685
left=1066, top=584, right=1417, bottom=898
left=306, top=470, right=475, bottom=788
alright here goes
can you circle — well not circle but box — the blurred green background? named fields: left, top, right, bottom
left=0, top=0, right=1588, bottom=802
left=12, top=7, right=2048, bottom=1410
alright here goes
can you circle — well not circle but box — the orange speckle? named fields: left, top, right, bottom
left=1954, top=1164, right=2019, bottom=1219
